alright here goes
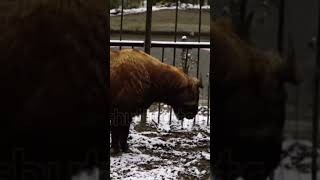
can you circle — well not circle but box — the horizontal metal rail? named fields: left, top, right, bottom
left=110, top=40, right=210, bottom=48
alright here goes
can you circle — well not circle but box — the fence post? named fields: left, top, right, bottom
left=275, top=3, right=285, bottom=180
left=209, top=0, right=213, bottom=177
left=139, top=0, right=152, bottom=129
left=207, top=79, right=210, bottom=126
left=230, top=0, right=248, bottom=39
left=312, top=1, right=320, bottom=179
left=277, top=0, right=285, bottom=55
left=169, top=0, right=179, bottom=126
left=107, top=0, right=110, bottom=177
left=144, top=0, right=152, bottom=54
left=240, top=0, right=247, bottom=26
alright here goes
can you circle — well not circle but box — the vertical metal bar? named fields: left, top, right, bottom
left=276, top=3, right=286, bottom=179
left=278, top=0, right=285, bottom=54
left=119, top=0, right=124, bottom=50
left=173, top=0, right=179, bottom=66
left=169, top=0, right=179, bottom=125
left=158, top=48, right=165, bottom=124
left=169, top=94, right=173, bottom=124
left=196, top=0, right=202, bottom=78
left=209, top=0, right=213, bottom=175
left=158, top=105, right=161, bottom=124
left=197, top=49, right=201, bottom=77
left=185, top=49, right=189, bottom=73
left=144, top=0, right=152, bottom=54
left=140, top=0, right=153, bottom=127
left=106, top=0, right=110, bottom=177
left=312, top=1, right=320, bottom=179
left=185, top=48, right=189, bottom=128
left=240, top=0, right=247, bottom=24
left=196, top=0, right=202, bottom=128
left=161, top=48, right=165, bottom=61
left=207, top=82, right=210, bottom=126
left=295, top=86, right=300, bottom=139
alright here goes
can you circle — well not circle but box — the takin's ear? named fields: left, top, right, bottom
left=192, top=77, right=203, bottom=89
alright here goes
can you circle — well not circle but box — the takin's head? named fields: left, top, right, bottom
left=257, top=41, right=302, bottom=98
left=169, top=74, right=204, bottom=120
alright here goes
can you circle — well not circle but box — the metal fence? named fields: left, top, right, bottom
left=110, top=0, right=210, bottom=127
left=109, top=0, right=320, bottom=179
left=111, top=40, right=210, bottom=125
left=110, top=0, right=320, bottom=179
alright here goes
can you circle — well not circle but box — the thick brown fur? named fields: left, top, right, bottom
left=0, top=3, right=107, bottom=180
left=211, top=17, right=301, bottom=180
left=110, top=48, right=202, bottom=154
left=212, top=17, right=300, bottom=89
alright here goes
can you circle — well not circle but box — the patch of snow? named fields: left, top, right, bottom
left=72, top=168, right=99, bottom=180
left=110, top=3, right=210, bottom=17
left=111, top=105, right=320, bottom=179
left=111, top=105, right=210, bottom=179
left=201, top=151, right=210, bottom=160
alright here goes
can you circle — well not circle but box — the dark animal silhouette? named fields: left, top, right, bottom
left=110, top=49, right=203, bottom=155
left=211, top=17, right=301, bottom=180
left=0, top=3, right=107, bottom=180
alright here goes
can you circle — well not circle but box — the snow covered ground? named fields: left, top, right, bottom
left=272, top=139, right=318, bottom=180
left=110, top=3, right=210, bottom=17
left=109, top=104, right=318, bottom=180
left=110, top=104, right=210, bottom=180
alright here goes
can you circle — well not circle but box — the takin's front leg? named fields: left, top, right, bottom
left=119, top=124, right=130, bottom=153
left=119, top=116, right=132, bottom=153
left=110, top=125, right=121, bottom=156
left=110, top=113, right=132, bottom=155
left=110, top=114, right=123, bottom=156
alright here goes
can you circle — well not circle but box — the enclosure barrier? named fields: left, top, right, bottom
left=111, top=0, right=209, bottom=126
left=110, top=39, right=211, bottom=127
left=110, top=40, right=210, bottom=48
left=110, top=0, right=320, bottom=179
left=312, top=1, right=320, bottom=180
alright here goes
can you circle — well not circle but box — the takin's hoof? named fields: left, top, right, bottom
left=120, top=143, right=130, bottom=153
left=121, top=147, right=132, bottom=153
left=124, top=149, right=133, bottom=153
left=110, top=147, right=121, bottom=156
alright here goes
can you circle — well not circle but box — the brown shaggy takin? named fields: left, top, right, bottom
left=211, top=17, right=301, bottom=180
left=110, top=48, right=203, bottom=155
left=0, top=3, right=107, bottom=180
